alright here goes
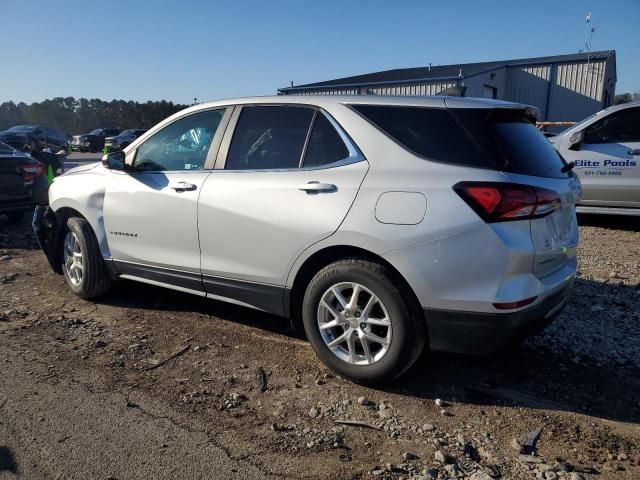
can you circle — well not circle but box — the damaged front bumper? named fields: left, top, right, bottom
left=32, top=205, right=63, bottom=274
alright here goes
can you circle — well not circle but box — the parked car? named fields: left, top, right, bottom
left=0, top=142, right=48, bottom=223
left=550, top=101, right=640, bottom=216
left=71, top=128, right=121, bottom=153
left=104, top=129, right=147, bottom=151
left=0, top=125, right=68, bottom=153
left=33, top=96, right=580, bottom=383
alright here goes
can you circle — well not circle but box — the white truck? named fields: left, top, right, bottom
left=550, top=101, right=640, bottom=216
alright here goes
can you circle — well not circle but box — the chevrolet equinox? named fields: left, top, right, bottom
left=33, top=95, right=581, bottom=383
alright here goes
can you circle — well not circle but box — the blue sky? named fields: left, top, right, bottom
left=1, top=0, right=638, bottom=104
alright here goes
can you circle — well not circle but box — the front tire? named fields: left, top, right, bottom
left=62, top=217, right=111, bottom=299
left=302, top=259, right=425, bottom=384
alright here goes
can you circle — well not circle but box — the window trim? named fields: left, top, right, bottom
left=215, top=103, right=365, bottom=172
left=127, top=106, right=234, bottom=174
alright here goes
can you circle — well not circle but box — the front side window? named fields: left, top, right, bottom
left=225, top=106, right=314, bottom=170
left=303, top=113, right=350, bottom=168
left=133, top=109, right=225, bottom=172
left=584, top=108, right=640, bottom=144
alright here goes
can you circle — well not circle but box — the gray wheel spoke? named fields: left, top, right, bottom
left=319, top=318, right=341, bottom=330
left=366, top=316, right=391, bottom=327
left=346, top=335, right=356, bottom=363
left=327, top=329, right=351, bottom=348
left=347, top=283, right=361, bottom=310
left=362, top=331, right=389, bottom=347
left=362, top=294, right=377, bottom=316
left=360, top=336, right=373, bottom=364
left=331, top=287, right=348, bottom=309
left=320, top=299, right=340, bottom=319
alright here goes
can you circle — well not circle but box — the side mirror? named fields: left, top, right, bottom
left=102, top=151, right=126, bottom=170
left=568, top=130, right=584, bottom=151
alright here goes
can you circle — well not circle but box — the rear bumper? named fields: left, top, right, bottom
left=424, top=281, right=573, bottom=354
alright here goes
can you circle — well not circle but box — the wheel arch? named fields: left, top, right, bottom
left=287, top=244, right=424, bottom=328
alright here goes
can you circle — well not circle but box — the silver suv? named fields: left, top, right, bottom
left=34, top=96, right=580, bottom=383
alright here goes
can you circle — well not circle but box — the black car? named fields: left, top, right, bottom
left=71, top=128, right=121, bottom=153
left=0, top=125, right=68, bottom=153
left=104, top=129, right=147, bottom=151
left=0, top=142, right=48, bottom=224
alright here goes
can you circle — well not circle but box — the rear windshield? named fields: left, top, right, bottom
left=352, top=105, right=568, bottom=178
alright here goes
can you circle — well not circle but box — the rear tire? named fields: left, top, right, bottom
left=61, top=217, right=111, bottom=299
left=302, top=259, right=425, bottom=384
left=6, top=211, right=24, bottom=224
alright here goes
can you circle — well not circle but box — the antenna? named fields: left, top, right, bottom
left=583, top=12, right=596, bottom=73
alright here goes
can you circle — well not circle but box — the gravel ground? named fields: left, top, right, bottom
left=0, top=212, right=638, bottom=480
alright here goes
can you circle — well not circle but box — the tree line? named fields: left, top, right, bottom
left=613, top=91, right=640, bottom=105
left=0, top=97, right=190, bottom=134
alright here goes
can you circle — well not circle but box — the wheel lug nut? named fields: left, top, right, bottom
left=360, top=323, right=366, bottom=329
left=355, top=312, right=361, bottom=318
left=352, top=330, right=358, bottom=336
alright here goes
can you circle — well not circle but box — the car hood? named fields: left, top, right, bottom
left=63, top=162, right=101, bottom=175
left=0, top=131, right=28, bottom=138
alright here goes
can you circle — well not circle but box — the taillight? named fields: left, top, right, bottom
left=454, top=182, right=561, bottom=222
left=18, top=162, right=46, bottom=184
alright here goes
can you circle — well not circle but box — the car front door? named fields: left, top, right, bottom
left=103, top=108, right=231, bottom=293
left=197, top=105, right=368, bottom=314
left=565, top=107, right=640, bottom=207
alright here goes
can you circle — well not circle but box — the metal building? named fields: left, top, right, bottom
left=278, top=51, right=616, bottom=122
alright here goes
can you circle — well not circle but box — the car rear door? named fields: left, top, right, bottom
left=563, top=106, right=640, bottom=207
left=197, top=105, right=368, bottom=313
left=103, top=108, right=231, bottom=293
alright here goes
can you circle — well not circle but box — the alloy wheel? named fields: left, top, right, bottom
left=63, top=231, right=84, bottom=286
left=317, top=282, right=392, bottom=365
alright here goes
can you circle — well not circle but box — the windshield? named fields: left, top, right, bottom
left=120, top=130, right=134, bottom=137
left=7, top=125, right=37, bottom=132
left=0, top=141, right=17, bottom=153
left=89, top=129, right=102, bottom=135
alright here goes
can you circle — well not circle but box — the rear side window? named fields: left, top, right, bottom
left=226, top=106, right=314, bottom=170
left=351, top=105, right=494, bottom=168
left=353, top=104, right=568, bottom=178
left=452, top=108, right=569, bottom=179
left=303, top=113, right=350, bottom=168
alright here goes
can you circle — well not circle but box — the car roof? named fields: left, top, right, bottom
left=185, top=95, right=530, bottom=113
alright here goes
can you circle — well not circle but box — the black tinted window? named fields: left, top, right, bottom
left=226, top=106, right=314, bottom=170
left=584, top=108, right=640, bottom=143
left=303, top=113, right=350, bottom=168
left=352, top=105, right=494, bottom=168
left=452, top=108, right=569, bottom=179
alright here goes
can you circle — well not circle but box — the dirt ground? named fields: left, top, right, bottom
left=0, top=212, right=638, bottom=480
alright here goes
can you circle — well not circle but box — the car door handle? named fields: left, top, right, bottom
left=629, top=149, right=640, bottom=156
left=298, top=181, right=337, bottom=194
left=170, top=181, right=197, bottom=192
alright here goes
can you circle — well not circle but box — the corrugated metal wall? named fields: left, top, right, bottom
left=555, top=60, right=605, bottom=101
left=505, top=65, right=552, bottom=119
left=285, top=81, right=456, bottom=96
